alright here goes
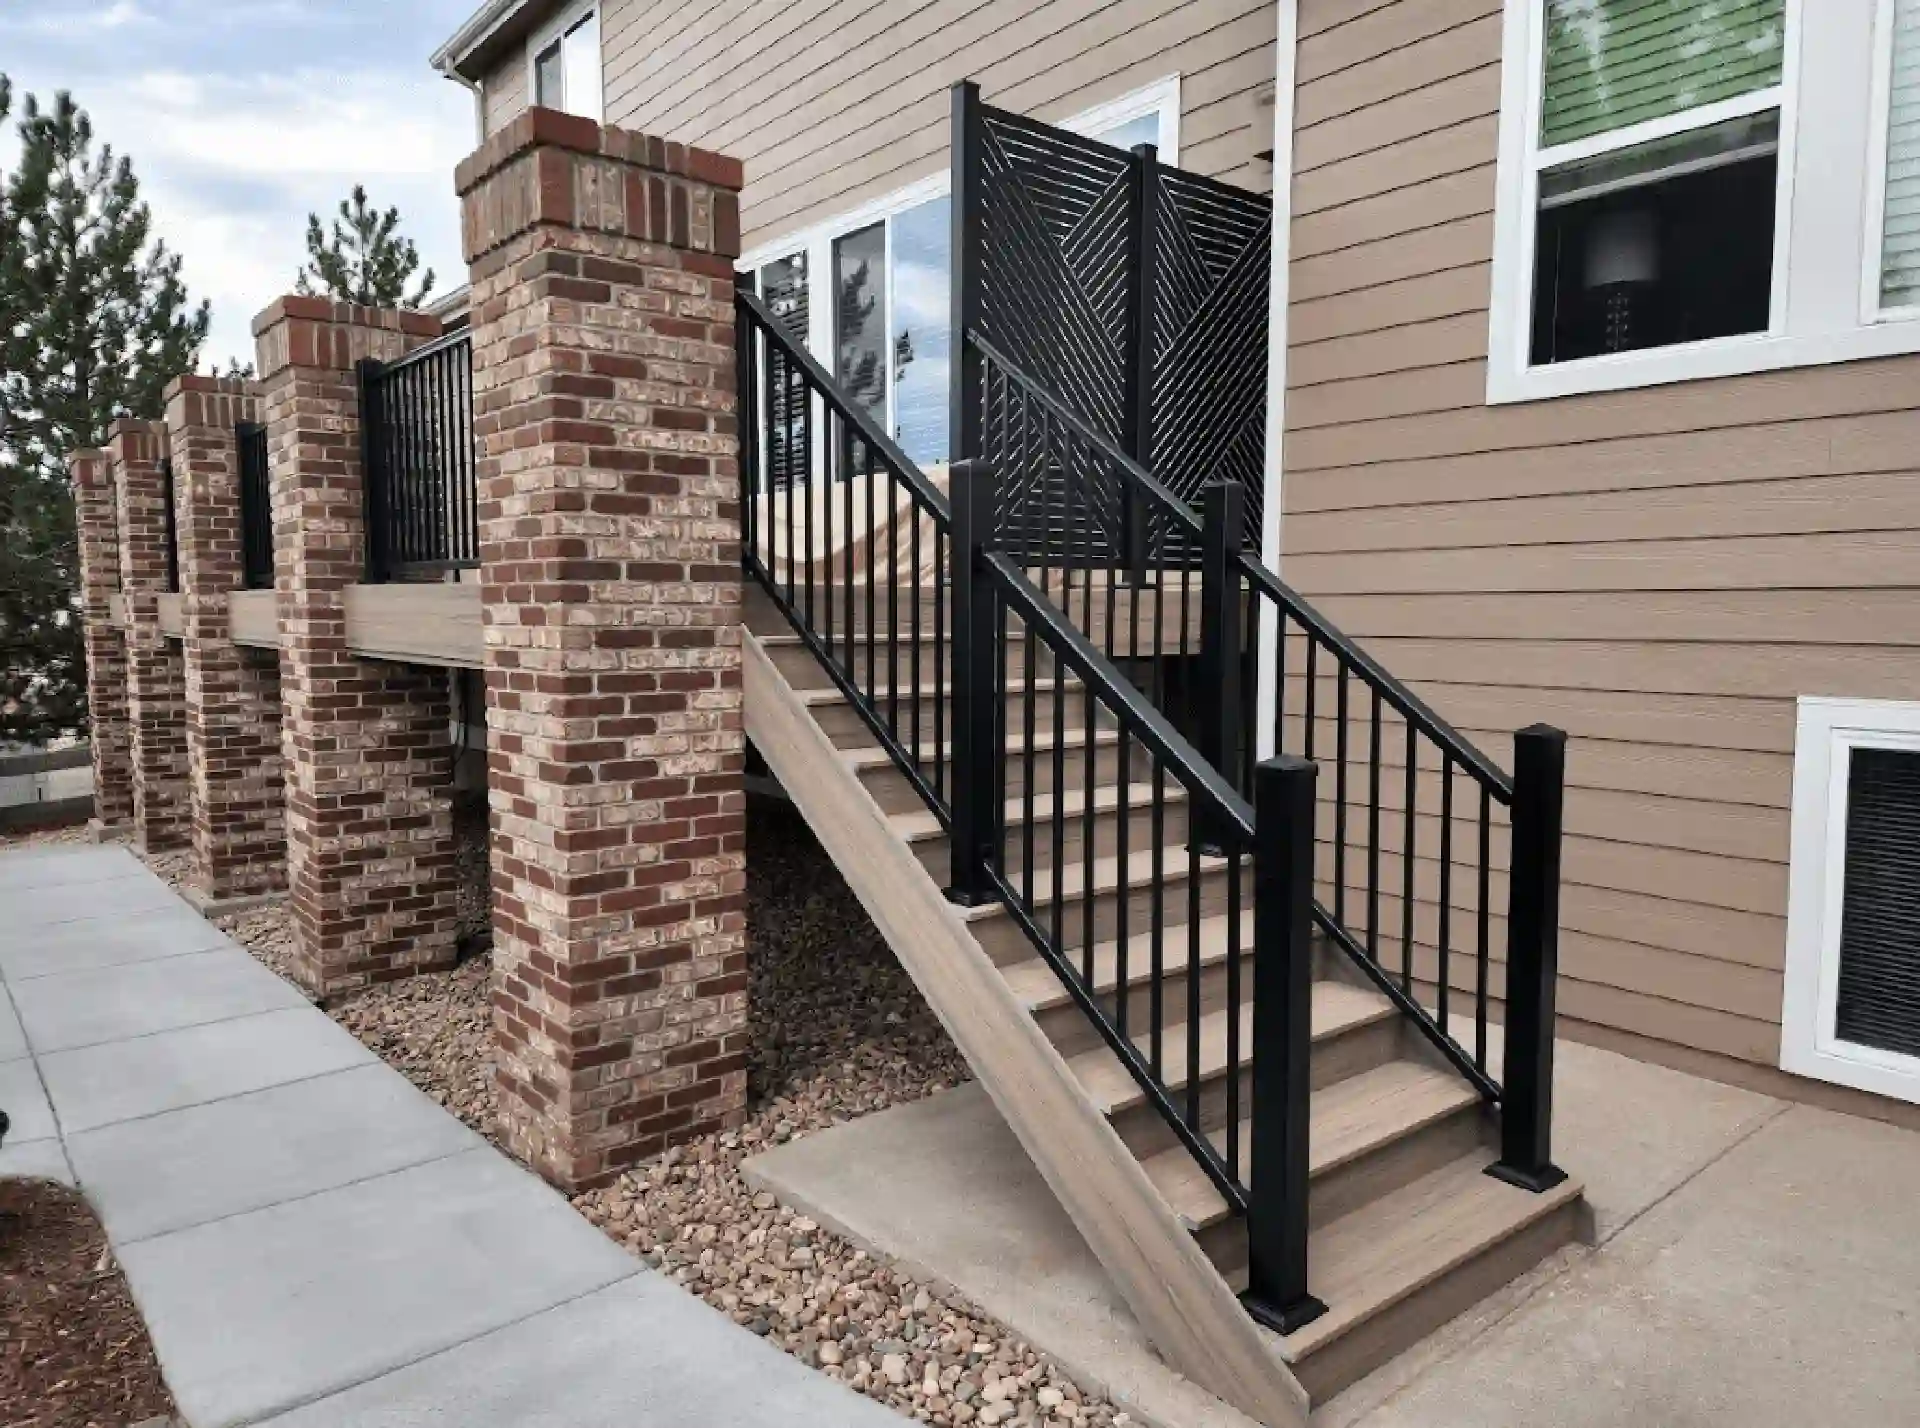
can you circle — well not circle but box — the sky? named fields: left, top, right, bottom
left=0, top=0, right=480, bottom=368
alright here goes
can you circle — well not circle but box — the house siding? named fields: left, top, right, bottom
left=1283, top=0, right=1920, bottom=1076
left=477, top=0, right=1280, bottom=249
left=482, top=48, right=529, bottom=133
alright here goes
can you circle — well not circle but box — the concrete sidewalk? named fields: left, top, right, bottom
left=0, top=844, right=906, bottom=1428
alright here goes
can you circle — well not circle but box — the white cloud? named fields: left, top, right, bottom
left=73, top=68, right=474, bottom=367
left=0, top=1, right=153, bottom=36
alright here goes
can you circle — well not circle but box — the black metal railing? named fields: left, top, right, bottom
left=161, top=457, right=181, bottom=594
left=959, top=348, right=1568, bottom=1187
left=360, top=330, right=478, bottom=582
left=739, top=290, right=956, bottom=824
left=237, top=421, right=273, bottom=590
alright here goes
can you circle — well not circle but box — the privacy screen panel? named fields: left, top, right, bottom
left=1835, top=746, right=1920, bottom=1060
left=1540, top=0, right=1787, bottom=148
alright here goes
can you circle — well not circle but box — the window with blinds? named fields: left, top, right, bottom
left=1880, top=0, right=1920, bottom=310
left=1834, top=747, right=1920, bottom=1061
left=1528, top=0, right=1788, bottom=367
left=1541, top=0, right=1788, bottom=148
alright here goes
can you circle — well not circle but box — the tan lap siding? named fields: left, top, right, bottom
left=483, top=50, right=529, bottom=132
left=1285, top=0, right=1920, bottom=1070
left=599, top=0, right=1280, bottom=248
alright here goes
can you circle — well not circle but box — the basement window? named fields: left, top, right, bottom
left=1489, top=0, right=1920, bottom=402
left=1782, top=698, right=1920, bottom=1104
left=530, top=2, right=601, bottom=122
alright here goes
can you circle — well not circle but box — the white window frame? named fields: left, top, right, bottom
left=1488, top=0, right=1920, bottom=403
left=527, top=0, right=602, bottom=123
left=1782, top=696, right=1920, bottom=1104
left=739, top=76, right=1183, bottom=451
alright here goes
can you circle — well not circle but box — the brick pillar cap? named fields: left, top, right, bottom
left=67, top=448, right=109, bottom=485
left=455, top=105, right=743, bottom=198
left=164, top=373, right=257, bottom=401
left=106, top=416, right=167, bottom=444
left=250, top=293, right=441, bottom=341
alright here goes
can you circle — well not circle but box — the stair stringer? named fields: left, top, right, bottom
left=745, top=629, right=1310, bottom=1428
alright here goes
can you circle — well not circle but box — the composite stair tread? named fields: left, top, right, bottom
left=892, top=779, right=1190, bottom=848
left=1066, top=982, right=1394, bottom=1115
left=1278, top=1151, right=1584, bottom=1363
left=795, top=677, right=1063, bottom=706
left=1141, top=1060, right=1486, bottom=1232
left=1000, top=908, right=1249, bottom=1011
left=963, top=845, right=1234, bottom=923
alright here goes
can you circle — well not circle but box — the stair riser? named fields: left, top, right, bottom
left=765, top=640, right=1050, bottom=689
left=816, top=691, right=1089, bottom=749
left=1106, top=1014, right=1404, bottom=1161
left=1287, top=1197, right=1582, bottom=1405
left=911, top=798, right=1195, bottom=882
left=969, top=860, right=1238, bottom=963
left=858, top=741, right=1136, bottom=817
left=1033, top=945, right=1245, bottom=1058
left=1193, top=1105, right=1491, bottom=1276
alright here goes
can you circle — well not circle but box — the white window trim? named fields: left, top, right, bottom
left=738, top=78, right=1182, bottom=447
left=527, top=0, right=601, bottom=122
left=1782, top=696, right=1920, bottom=1104
left=1488, top=0, right=1920, bottom=404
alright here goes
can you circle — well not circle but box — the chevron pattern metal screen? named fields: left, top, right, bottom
left=956, top=87, right=1271, bottom=564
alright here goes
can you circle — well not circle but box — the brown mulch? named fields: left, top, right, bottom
left=0, top=1178, right=176, bottom=1428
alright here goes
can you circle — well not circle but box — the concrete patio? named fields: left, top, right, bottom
left=749, top=1020, right=1920, bottom=1428
left=0, top=843, right=906, bottom=1428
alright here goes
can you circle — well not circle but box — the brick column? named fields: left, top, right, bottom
left=459, top=109, right=748, bottom=1190
left=111, top=419, right=190, bottom=853
left=70, top=449, right=132, bottom=839
left=166, top=376, right=286, bottom=912
left=253, top=296, right=460, bottom=997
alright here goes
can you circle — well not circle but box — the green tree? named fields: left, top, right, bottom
left=296, top=185, right=436, bottom=309
left=0, top=79, right=210, bottom=744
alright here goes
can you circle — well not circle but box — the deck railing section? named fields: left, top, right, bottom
left=237, top=421, right=273, bottom=591
left=359, top=330, right=478, bottom=582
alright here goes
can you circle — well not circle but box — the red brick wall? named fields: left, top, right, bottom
left=69, top=449, right=132, bottom=834
left=166, top=375, right=286, bottom=906
left=460, top=108, right=748, bottom=1190
left=110, top=419, right=190, bottom=853
left=253, top=296, right=461, bottom=996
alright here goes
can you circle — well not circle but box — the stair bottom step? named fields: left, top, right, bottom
left=1235, top=1152, right=1582, bottom=1403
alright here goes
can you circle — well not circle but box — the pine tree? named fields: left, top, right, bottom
left=296, top=186, right=436, bottom=309
left=0, top=80, right=210, bottom=744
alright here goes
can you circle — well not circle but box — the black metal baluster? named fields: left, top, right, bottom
left=1334, top=664, right=1349, bottom=927
left=1225, top=847, right=1242, bottom=1182
left=1150, top=763, right=1166, bottom=1081
left=1403, top=721, right=1417, bottom=998
left=1477, top=784, right=1492, bottom=1073
left=1438, top=756, right=1454, bottom=1040
left=1368, top=691, right=1382, bottom=965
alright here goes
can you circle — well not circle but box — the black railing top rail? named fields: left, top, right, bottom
left=968, top=324, right=1514, bottom=802
left=378, top=325, right=474, bottom=374
left=739, top=290, right=953, bottom=522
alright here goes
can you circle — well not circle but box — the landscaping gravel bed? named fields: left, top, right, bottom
left=568, top=799, right=1131, bottom=1428
left=0, top=1177, right=177, bottom=1427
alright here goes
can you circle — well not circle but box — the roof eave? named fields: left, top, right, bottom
left=429, top=0, right=535, bottom=81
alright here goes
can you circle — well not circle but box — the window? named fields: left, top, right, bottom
left=529, top=2, right=600, bottom=122
left=738, top=78, right=1180, bottom=467
left=1783, top=698, right=1920, bottom=1104
left=1489, top=0, right=1920, bottom=402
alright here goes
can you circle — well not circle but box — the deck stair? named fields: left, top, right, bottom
left=737, top=291, right=1582, bottom=1428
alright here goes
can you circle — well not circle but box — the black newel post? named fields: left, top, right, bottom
left=1120, top=141, right=1159, bottom=585
left=1195, top=479, right=1245, bottom=853
left=947, top=457, right=1001, bottom=907
left=1488, top=723, right=1570, bottom=1192
left=949, top=81, right=984, bottom=475
left=1244, top=754, right=1328, bottom=1334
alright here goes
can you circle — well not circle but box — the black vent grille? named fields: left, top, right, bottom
left=1835, top=746, right=1920, bottom=1059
